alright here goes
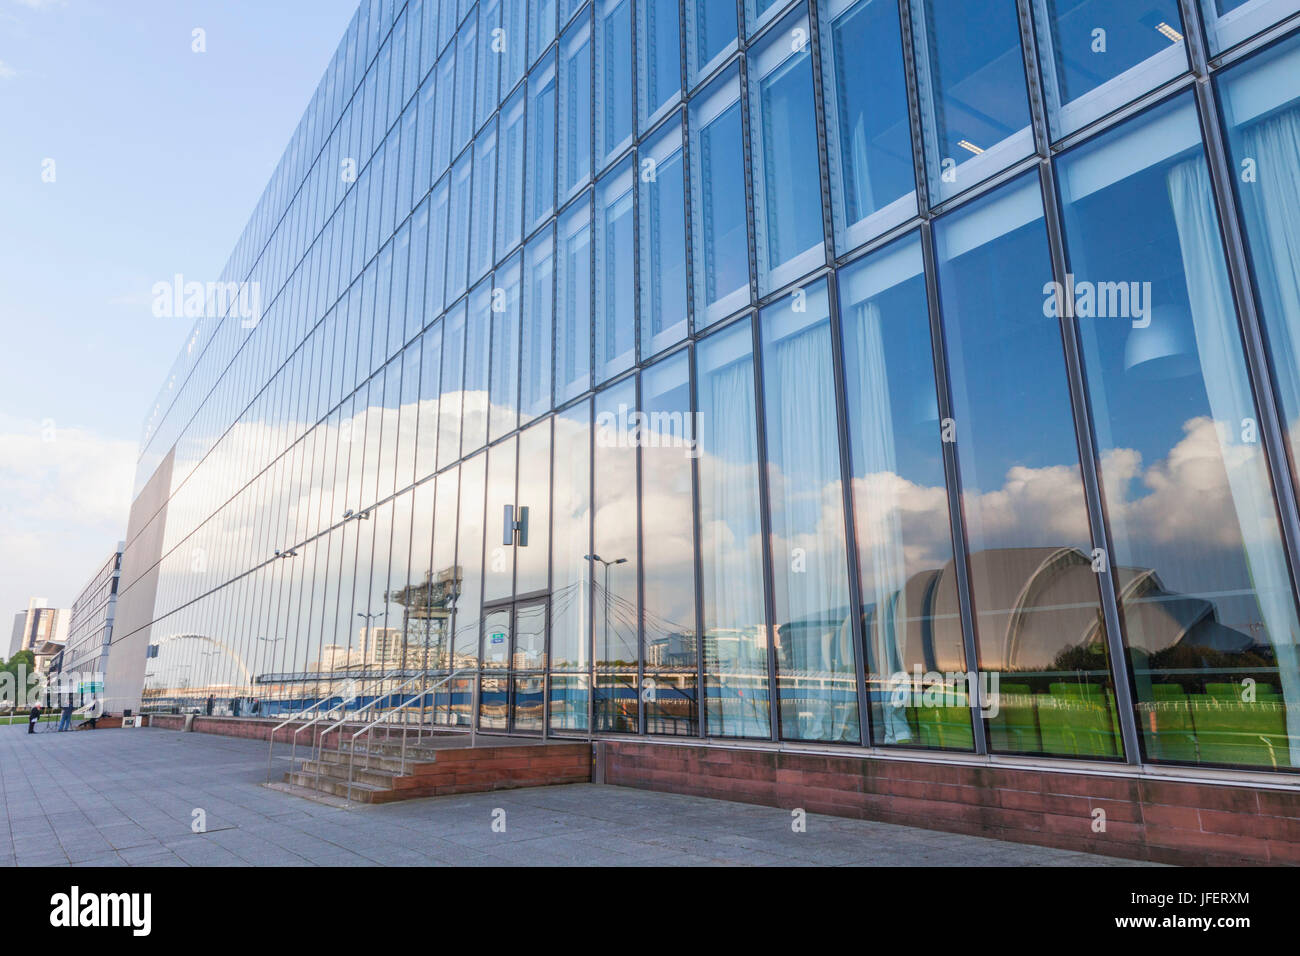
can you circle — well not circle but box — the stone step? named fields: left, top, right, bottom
left=338, top=735, right=475, bottom=759
left=264, top=780, right=354, bottom=809
left=295, top=759, right=401, bottom=791
left=284, top=770, right=399, bottom=804
left=313, top=748, right=417, bottom=774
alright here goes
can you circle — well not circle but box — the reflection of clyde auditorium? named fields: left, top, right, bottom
left=113, top=0, right=1300, bottom=864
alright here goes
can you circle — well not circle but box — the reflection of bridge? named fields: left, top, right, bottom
left=149, top=632, right=253, bottom=683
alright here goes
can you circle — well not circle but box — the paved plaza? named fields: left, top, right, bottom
left=0, top=723, right=1155, bottom=867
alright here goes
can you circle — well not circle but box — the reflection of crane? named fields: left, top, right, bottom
left=149, top=633, right=253, bottom=684
left=385, top=566, right=462, bottom=673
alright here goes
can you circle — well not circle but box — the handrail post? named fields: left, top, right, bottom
left=470, top=675, right=478, bottom=749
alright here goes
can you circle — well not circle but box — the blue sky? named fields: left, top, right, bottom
left=0, top=0, right=359, bottom=623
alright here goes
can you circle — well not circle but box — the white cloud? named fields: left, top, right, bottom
left=0, top=60, right=15, bottom=79
left=0, top=420, right=135, bottom=621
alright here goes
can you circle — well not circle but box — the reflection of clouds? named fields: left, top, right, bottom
left=754, top=414, right=1269, bottom=597
left=156, top=396, right=1271, bottom=641
left=1103, top=416, right=1280, bottom=550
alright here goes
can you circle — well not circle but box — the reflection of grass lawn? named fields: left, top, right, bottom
left=0, top=714, right=60, bottom=726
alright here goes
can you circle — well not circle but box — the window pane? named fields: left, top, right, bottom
left=431, top=467, right=459, bottom=675
left=1221, top=34, right=1300, bottom=493
left=440, top=0, right=458, bottom=51
left=516, top=418, right=552, bottom=595
left=697, top=317, right=770, bottom=738
left=530, top=0, right=558, bottom=65
left=521, top=225, right=556, bottom=421
left=910, top=0, right=1033, bottom=202
left=503, top=0, right=528, bottom=87
left=454, top=15, right=478, bottom=155
left=489, top=253, right=522, bottom=441
left=1201, top=0, right=1300, bottom=54
left=388, top=223, right=410, bottom=357
left=397, top=343, right=421, bottom=491
left=1058, top=94, right=1300, bottom=769
left=745, top=0, right=782, bottom=36
left=818, top=0, right=916, bottom=253
left=463, top=279, right=493, bottom=454
left=690, top=65, right=751, bottom=327
left=496, top=87, right=527, bottom=261
left=416, top=319, right=443, bottom=480
left=470, top=121, right=497, bottom=283
left=595, top=0, right=634, bottom=169
left=748, top=7, right=826, bottom=295
left=446, top=153, right=473, bottom=300
left=435, top=50, right=457, bottom=175
left=637, top=0, right=682, bottom=131
left=485, top=436, right=517, bottom=602
left=438, top=300, right=466, bottom=469
left=594, top=159, right=636, bottom=382
left=641, top=354, right=700, bottom=736
left=934, top=174, right=1121, bottom=760
left=452, top=453, right=486, bottom=700
left=551, top=402, right=592, bottom=678
left=686, top=0, right=738, bottom=86
left=476, top=0, right=502, bottom=130
left=839, top=234, right=971, bottom=750
left=556, top=195, right=592, bottom=402
left=760, top=280, right=858, bottom=742
left=406, top=197, right=429, bottom=343
left=639, top=118, right=689, bottom=358
left=426, top=174, right=450, bottom=318
left=559, top=13, right=593, bottom=201
left=1032, top=0, right=1188, bottom=139
left=594, top=380, right=640, bottom=731
left=527, top=51, right=558, bottom=232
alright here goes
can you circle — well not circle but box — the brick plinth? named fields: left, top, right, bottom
left=146, top=714, right=390, bottom=750
left=604, top=741, right=1300, bottom=866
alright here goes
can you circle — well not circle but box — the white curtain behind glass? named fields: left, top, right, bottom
left=767, top=320, right=854, bottom=741
left=1241, top=107, right=1300, bottom=451
left=1168, top=157, right=1300, bottom=763
left=703, top=357, right=769, bottom=737
left=849, top=298, right=913, bottom=744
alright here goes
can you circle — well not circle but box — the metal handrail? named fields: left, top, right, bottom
left=265, top=691, right=338, bottom=783
left=345, top=669, right=470, bottom=804
left=315, top=671, right=433, bottom=788
left=265, top=668, right=404, bottom=783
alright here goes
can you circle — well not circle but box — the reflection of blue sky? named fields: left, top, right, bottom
left=937, top=184, right=1088, bottom=503
left=1058, top=94, right=1281, bottom=637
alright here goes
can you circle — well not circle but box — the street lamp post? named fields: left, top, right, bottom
left=585, top=554, right=627, bottom=737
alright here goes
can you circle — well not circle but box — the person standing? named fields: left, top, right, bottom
left=58, top=699, right=74, bottom=732
left=27, top=702, right=42, bottom=734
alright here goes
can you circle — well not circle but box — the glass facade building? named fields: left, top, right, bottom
left=115, top=0, right=1300, bottom=777
left=62, top=547, right=123, bottom=699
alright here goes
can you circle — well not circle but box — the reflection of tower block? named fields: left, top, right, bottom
left=384, top=566, right=462, bottom=664
left=360, top=627, right=406, bottom=667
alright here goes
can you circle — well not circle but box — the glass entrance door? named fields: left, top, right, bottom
left=478, top=597, right=549, bottom=733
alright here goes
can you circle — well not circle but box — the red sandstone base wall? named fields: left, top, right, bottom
left=146, top=713, right=398, bottom=750
left=604, top=741, right=1300, bottom=866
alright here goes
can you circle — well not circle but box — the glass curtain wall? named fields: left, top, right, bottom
left=130, top=0, right=1300, bottom=778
